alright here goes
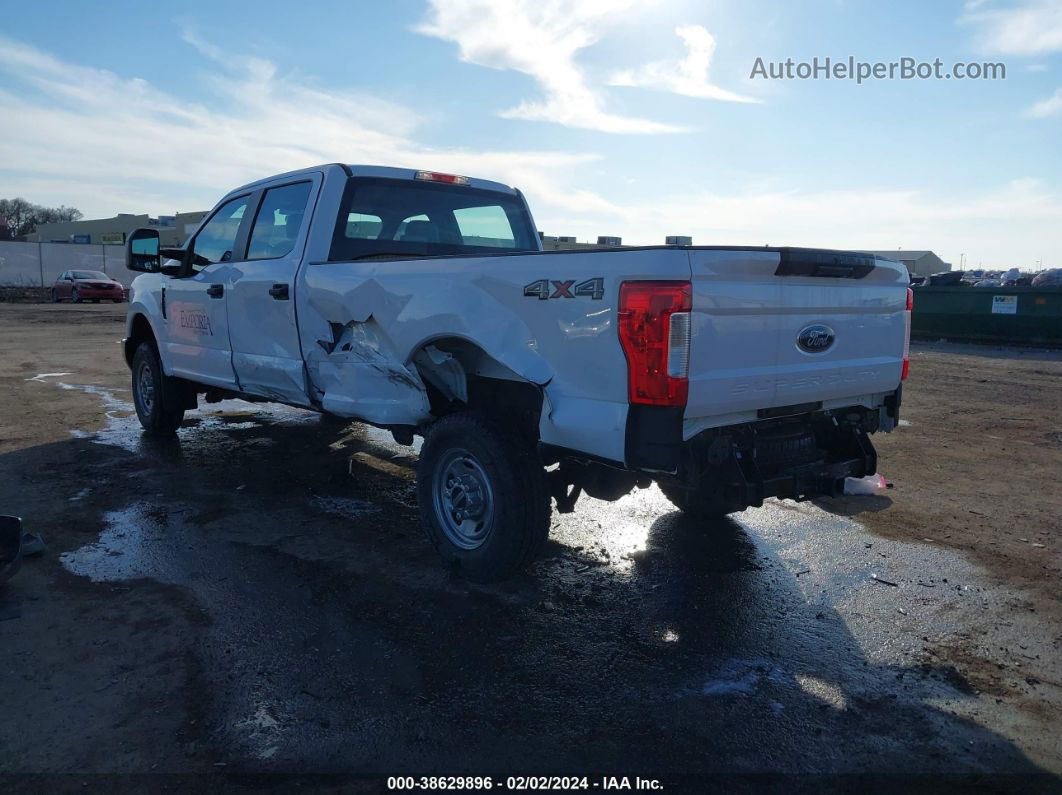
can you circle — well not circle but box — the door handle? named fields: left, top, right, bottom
left=268, top=283, right=290, bottom=300
left=206, top=284, right=224, bottom=298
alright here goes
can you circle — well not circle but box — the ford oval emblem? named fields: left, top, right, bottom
left=797, top=324, right=835, bottom=353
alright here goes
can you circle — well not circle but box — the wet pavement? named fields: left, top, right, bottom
left=2, top=369, right=1060, bottom=790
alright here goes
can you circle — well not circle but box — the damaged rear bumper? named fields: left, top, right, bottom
left=660, top=408, right=880, bottom=512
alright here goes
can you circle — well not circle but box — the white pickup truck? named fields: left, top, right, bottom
left=123, top=164, right=911, bottom=581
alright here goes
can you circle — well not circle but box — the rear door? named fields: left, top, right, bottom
left=225, top=176, right=319, bottom=405
left=161, top=194, right=250, bottom=389
left=685, top=248, right=908, bottom=427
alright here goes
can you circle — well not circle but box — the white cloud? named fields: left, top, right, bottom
left=1026, top=86, right=1062, bottom=116
left=961, top=0, right=1062, bottom=55
left=0, top=33, right=1056, bottom=269
left=609, top=24, right=760, bottom=103
left=416, top=0, right=683, bottom=134
left=0, top=34, right=597, bottom=217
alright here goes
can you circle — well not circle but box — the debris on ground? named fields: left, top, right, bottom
left=844, top=473, right=888, bottom=496
left=871, top=573, right=900, bottom=587
left=20, top=532, right=47, bottom=557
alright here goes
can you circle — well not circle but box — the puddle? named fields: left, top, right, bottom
left=26, top=372, right=73, bottom=382
left=60, top=503, right=178, bottom=583
left=701, top=658, right=781, bottom=697
left=33, top=371, right=322, bottom=454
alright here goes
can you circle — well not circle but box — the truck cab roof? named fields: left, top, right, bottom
left=231, top=164, right=518, bottom=196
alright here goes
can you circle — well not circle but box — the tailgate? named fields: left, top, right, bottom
left=685, top=248, right=908, bottom=428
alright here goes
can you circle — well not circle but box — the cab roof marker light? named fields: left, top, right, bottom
left=414, top=171, right=470, bottom=186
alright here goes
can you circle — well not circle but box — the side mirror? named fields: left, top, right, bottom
left=158, top=246, right=187, bottom=277
left=126, top=228, right=160, bottom=272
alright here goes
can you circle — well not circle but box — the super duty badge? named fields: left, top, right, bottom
left=523, top=277, right=605, bottom=300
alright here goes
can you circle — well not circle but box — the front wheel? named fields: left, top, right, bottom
left=71, top=288, right=81, bottom=303
left=131, top=342, right=185, bottom=435
left=417, top=412, right=550, bottom=582
left=51, top=289, right=59, bottom=303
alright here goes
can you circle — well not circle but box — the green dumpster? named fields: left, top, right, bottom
left=911, top=286, right=1062, bottom=346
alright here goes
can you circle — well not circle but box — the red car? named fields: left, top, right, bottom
left=51, top=270, right=125, bottom=303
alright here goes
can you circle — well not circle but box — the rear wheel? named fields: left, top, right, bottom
left=131, top=342, right=185, bottom=435
left=417, top=412, right=550, bottom=582
left=659, top=483, right=730, bottom=520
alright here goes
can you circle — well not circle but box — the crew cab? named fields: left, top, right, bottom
left=123, top=164, right=911, bottom=581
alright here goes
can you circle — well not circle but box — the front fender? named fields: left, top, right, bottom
left=123, top=274, right=167, bottom=369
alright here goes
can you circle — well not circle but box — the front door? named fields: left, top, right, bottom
left=226, top=178, right=318, bottom=405
left=56, top=272, right=72, bottom=299
left=161, top=194, right=251, bottom=389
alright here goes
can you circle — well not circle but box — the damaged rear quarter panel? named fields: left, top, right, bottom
left=297, top=249, right=691, bottom=462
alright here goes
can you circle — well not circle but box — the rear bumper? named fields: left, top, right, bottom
left=631, top=393, right=898, bottom=511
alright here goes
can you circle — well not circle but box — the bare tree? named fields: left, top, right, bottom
left=0, top=198, right=83, bottom=240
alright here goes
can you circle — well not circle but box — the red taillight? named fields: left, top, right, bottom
left=414, top=170, right=469, bottom=185
left=902, top=287, right=913, bottom=380
left=618, top=281, right=692, bottom=406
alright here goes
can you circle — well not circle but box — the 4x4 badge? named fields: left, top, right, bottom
left=524, top=277, right=605, bottom=300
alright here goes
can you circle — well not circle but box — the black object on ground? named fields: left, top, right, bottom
left=0, top=515, right=23, bottom=585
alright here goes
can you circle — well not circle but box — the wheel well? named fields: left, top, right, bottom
left=411, top=339, right=543, bottom=438
left=124, top=314, right=157, bottom=367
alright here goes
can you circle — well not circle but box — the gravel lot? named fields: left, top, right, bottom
left=1, top=303, right=1059, bottom=791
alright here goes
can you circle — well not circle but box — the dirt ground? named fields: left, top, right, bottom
left=1, top=303, right=1060, bottom=791
left=830, top=340, right=1062, bottom=602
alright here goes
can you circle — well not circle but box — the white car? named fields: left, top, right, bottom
left=123, top=164, right=911, bottom=581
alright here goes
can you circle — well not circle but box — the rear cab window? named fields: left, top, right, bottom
left=328, top=177, right=536, bottom=261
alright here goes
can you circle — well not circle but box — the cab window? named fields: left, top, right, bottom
left=247, top=182, right=312, bottom=260
left=192, top=196, right=249, bottom=269
left=453, top=205, right=516, bottom=248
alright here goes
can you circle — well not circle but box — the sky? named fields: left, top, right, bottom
left=1, top=0, right=1060, bottom=268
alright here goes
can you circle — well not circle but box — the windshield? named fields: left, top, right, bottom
left=328, top=177, right=537, bottom=261
left=72, top=271, right=109, bottom=280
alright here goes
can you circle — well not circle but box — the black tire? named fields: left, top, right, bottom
left=50, top=289, right=59, bottom=303
left=417, top=412, right=550, bottom=582
left=659, top=483, right=730, bottom=520
left=71, top=288, right=81, bottom=303
left=131, top=342, right=185, bottom=436
left=113, top=298, right=123, bottom=304
left=91, top=298, right=100, bottom=304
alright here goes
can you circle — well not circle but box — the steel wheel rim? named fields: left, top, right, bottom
left=432, top=448, right=495, bottom=550
left=136, top=360, right=156, bottom=415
